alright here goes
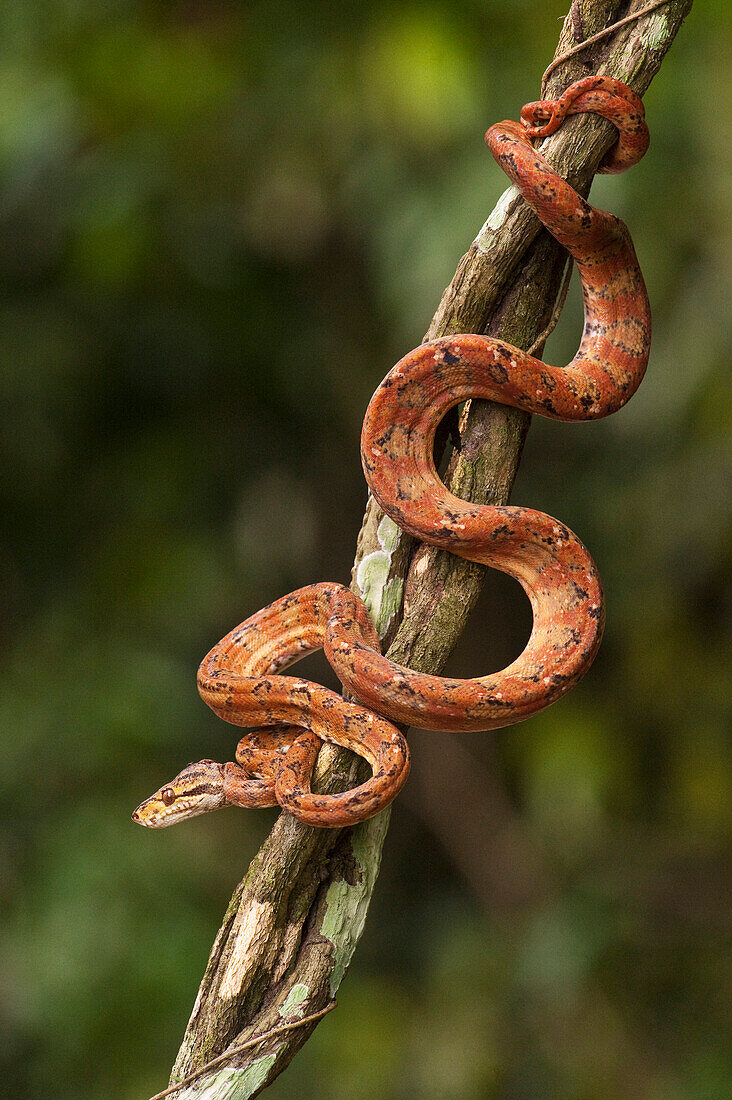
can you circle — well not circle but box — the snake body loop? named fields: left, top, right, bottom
left=134, top=76, right=650, bottom=831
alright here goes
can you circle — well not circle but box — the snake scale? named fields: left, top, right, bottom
left=134, top=77, right=650, bottom=831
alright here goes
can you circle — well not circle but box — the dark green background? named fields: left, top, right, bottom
left=1, top=2, right=729, bottom=1097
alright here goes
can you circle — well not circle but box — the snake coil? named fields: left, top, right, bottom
left=134, top=77, right=650, bottom=831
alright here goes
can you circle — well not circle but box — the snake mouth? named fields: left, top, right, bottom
left=131, top=798, right=174, bottom=828
left=131, top=803, right=157, bottom=827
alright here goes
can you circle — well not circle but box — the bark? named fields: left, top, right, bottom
left=156, top=3, right=693, bottom=1096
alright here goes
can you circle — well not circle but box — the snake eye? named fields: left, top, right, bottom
left=161, top=787, right=177, bottom=806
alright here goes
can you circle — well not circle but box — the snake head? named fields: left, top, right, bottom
left=132, top=760, right=227, bottom=828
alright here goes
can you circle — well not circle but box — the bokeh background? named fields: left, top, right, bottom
left=1, top=2, right=729, bottom=1097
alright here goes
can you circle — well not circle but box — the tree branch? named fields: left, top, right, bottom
left=157, top=3, right=693, bottom=1096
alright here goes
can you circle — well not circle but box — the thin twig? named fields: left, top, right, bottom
left=542, top=0, right=673, bottom=90
left=149, top=1003, right=337, bottom=1100
left=527, top=258, right=574, bottom=356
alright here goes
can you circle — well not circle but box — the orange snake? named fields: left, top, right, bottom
left=133, top=77, right=650, bottom=831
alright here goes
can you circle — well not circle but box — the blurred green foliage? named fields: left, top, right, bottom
left=1, top=2, right=729, bottom=1097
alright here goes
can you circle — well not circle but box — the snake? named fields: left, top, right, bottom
left=133, top=76, right=650, bottom=832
